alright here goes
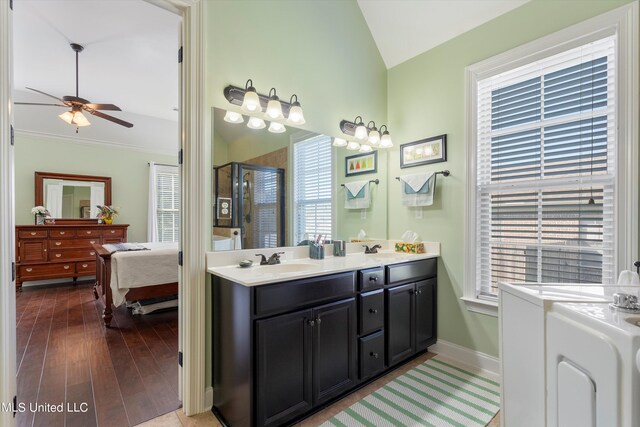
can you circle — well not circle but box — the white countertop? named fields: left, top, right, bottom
left=206, top=241, right=440, bottom=287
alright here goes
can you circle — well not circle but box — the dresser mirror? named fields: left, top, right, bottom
left=35, top=172, right=112, bottom=222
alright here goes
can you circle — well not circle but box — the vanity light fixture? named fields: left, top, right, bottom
left=286, top=94, right=306, bottom=125
left=224, top=110, right=244, bottom=124
left=339, top=117, right=392, bottom=149
left=346, top=141, right=361, bottom=151
left=379, top=125, right=393, bottom=148
left=367, top=121, right=380, bottom=146
left=265, top=88, right=285, bottom=120
left=268, top=121, right=286, bottom=133
left=247, top=116, right=266, bottom=130
left=359, top=144, right=373, bottom=153
left=240, top=79, right=261, bottom=113
left=332, top=137, right=348, bottom=147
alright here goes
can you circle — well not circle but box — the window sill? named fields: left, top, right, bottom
left=460, top=296, right=498, bottom=317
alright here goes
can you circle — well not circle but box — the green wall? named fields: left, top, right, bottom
left=386, top=0, right=638, bottom=357
left=14, top=133, right=176, bottom=243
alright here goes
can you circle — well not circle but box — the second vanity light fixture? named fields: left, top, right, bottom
left=223, top=79, right=306, bottom=133
left=336, top=116, right=394, bottom=152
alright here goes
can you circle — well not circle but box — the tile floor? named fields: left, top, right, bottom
left=137, top=351, right=500, bottom=427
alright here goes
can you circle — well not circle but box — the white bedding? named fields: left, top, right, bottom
left=110, top=242, right=179, bottom=306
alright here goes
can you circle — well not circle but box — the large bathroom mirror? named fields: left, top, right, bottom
left=211, top=107, right=388, bottom=251
left=35, top=171, right=112, bottom=222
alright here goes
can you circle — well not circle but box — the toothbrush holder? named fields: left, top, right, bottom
left=309, top=243, right=325, bottom=260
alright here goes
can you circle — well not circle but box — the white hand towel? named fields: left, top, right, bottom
left=344, top=181, right=368, bottom=198
left=344, top=180, right=371, bottom=209
left=617, top=270, right=640, bottom=286
left=400, top=173, right=433, bottom=193
left=399, top=173, right=436, bottom=206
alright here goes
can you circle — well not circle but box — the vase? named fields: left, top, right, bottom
left=35, top=215, right=45, bottom=225
left=104, top=218, right=113, bottom=225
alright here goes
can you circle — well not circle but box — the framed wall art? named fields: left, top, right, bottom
left=400, top=134, right=447, bottom=168
left=345, top=151, right=377, bottom=176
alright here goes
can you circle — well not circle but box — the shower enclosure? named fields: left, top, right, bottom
left=213, top=162, right=285, bottom=249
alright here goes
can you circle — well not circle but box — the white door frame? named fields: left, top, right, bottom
left=0, top=0, right=208, bottom=420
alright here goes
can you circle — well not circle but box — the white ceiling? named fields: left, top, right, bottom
left=13, top=0, right=180, bottom=122
left=357, top=0, right=531, bottom=69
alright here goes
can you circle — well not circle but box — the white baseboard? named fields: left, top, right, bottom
left=204, top=386, right=213, bottom=411
left=430, top=339, right=500, bottom=381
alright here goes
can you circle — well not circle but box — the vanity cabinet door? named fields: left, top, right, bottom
left=256, top=308, right=313, bottom=427
left=415, top=278, right=437, bottom=352
left=312, top=298, right=357, bottom=405
left=386, top=283, right=415, bottom=367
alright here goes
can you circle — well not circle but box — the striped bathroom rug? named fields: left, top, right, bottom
left=320, top=356, right=500, bottom=427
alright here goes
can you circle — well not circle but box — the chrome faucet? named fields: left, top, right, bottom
left=611, top=292, right=640, bottom=312
left=255, top=252, right=284, bottom=265
left=363, top=244, right=382, bottom=254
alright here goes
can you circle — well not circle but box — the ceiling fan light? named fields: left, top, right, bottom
left=332, top=137, right=347, bottom=147
left=247, top=116, right=266, bottom=130
left=224, top=110, right=244, bottom=124
left=72, top=111, right=90, bottom=127
left=346, top=141, right=361, bottom=151
left=268, top=121, right=286, bottom=133
left=59, top=111, right=75, bottom=125
left=359, top=144, right=373, bottom=153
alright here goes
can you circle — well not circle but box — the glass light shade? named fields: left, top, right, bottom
left=359, top=144, right=373, bottom=153
left=346, top=141, right=361, bottom=151
left=72, top=111, right=91, bottom=127
left=241, top=90, right=261, bottom=112
left=354, top=124, right=368, bottom=141
left=59, top=111, right=75, bottom=124
left=368, top=129, right=380, bottom=145
left=332, top=137, right=347, bottom=147
left=265, top=99, right=284, bottom=120
left=247, top=116, right=266, bottom=129
left=286, top=105, right=306, bottom=125
left=268, top=121, right=286, bottom=133
left=379, top=133, right=393, bottom=148
left=224, top=110, right=244, bottom=124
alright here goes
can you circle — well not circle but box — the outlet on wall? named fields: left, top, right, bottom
left=415, top=208, right=423, bottom=219
left=361, top=209, right=367, bottom=219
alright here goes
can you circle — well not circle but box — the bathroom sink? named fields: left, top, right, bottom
left=259, top=263, right=319, bottom=274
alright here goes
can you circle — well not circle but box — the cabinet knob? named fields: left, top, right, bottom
left=86, top=231, right=92, bottom=235
left=370, top=352, right=379, bottom=359
left=63, top=265, right=70, bottom=270
left=55, top=254, right=61, bottom=258
left=25, top=268, right=32, bottom=272
left=416, top=290, right=422, bottom=295
left=30, top=232, right=36, bottom=236
left=60, top=232, right=65, bottom=235
left=315, top=317, right=322, bottom=325
left=110, top=230, right=115, bottom=234
left=307, top=319, right=315, bottom=326
left=82, top=264, right=88, bottom=268
left=90, top=252, right=95, bottom=256
left=369, top=276, right=378, bottom=282
left=55, top=242, right=61, bottom=246
left=90, top=240, right=96, bottom=244
left=369, top=308, right=378, bottom=314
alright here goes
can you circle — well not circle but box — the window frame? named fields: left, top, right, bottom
left=463, top=3, right=638, bottom=316
left=154, top=163, right=180, bottom=243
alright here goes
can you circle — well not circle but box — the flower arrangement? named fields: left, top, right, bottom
left=96, top=205, right=120, bottom=224
left=31, top=206, right=50, bottom=225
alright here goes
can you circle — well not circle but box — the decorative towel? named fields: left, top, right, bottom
left=399, top=173, right=435, bottom=206
left=344, top=180, right=371, bottom=209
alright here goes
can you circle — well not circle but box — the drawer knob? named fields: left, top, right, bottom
left=87, top=231, right=92, bottom=235
left=110, top=231, right=115, bottom=234
left=55, top=242, right=61, bottom=246
left=369, top=308, right=378, bottom=314
left=55, top=254, right=61, bottom=258
left=307, top=319, right=315, bottom=326
left=60, top=232, right=65, bottom=235
left=370, top=352, right=379, bottom=359
left=82, top=264, right=88, bottom=268
left=30, top=232, right=36, bottom=236
left=315, top=317, right=322, bottom=325
left=25, top=268, right=32, bottom=272
left=369, top=276, right=378, bottom=282
left=63, top=265, right=70, bottom=270
left=90, top=252, right=95, bottom=256
left=416, top=290, right=422, bottom=295
left=90, top=240, right=96, bottom=244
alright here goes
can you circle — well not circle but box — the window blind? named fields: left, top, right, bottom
left=476, top=35, right=615, bottom=297
left=293, top=135, right=333, bottom=245
left=156, top=165, right=180, bottom=243
left=251, top=169, right=279, bottom=248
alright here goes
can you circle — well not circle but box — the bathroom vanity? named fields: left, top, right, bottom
left=208, top=247, right=438, bottom=427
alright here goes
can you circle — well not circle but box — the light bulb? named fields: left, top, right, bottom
left=346, top=141, right=361, bottom=151
left=332, top=137, right=347, bottom=147
left=268, top=121, right=286, bottom=133
left=379, top=133, right=393, bottom=148
left=359, top=144, right=372, bottom=153
left=72, top=111, right=90, bottom=127
left=241, top=89, right=260, bottom=112
left=247, top=117, right=266, bottom=129
left=287, top=105, right=305, bottom=125
left=224, top=110, right=244, bottom=124
left=59, top=111, right=74, bottom=124
left=354, top=124, right=368, bottom=141
left=368, top=129, right=380, bottom=145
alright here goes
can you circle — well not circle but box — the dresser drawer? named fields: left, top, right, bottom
left=359, top=330, right=385, bottom=380
left=49, top=238, right=100, bottom=249
left=359, top=267, right=385, bottom=291
left=49, top=229, right=76, bottom=238
left=20, top=263, right=74, bottom=277
left=102, top=228, right=124, bottom=238
left=49, top=249, right=97, bottom=262
left=77, top=229, right=101, bottom=237
left=76, top=261, right=96, bottom=275
left=103, top=237, right=125, bottom=244
left=359, top=290, right=384, bottom=335
left=18, top=230, right=47, bottom=239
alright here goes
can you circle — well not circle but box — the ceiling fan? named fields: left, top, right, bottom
left=15, top=43, right=134, bottom=131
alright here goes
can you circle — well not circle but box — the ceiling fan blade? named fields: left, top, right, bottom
left=25, top=87, right=66, bottom=103
left=88, top=110, right=134, bottom=128
left=14, top=102, right=67, bottom=107
left=84, top=103, right=122, bottom=111
left=63, top=95, right=91, bottom=104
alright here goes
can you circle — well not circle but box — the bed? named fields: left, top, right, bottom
left=92, top=242, right=179, bottom=327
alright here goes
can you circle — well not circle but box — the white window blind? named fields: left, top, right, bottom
left=156, top=165, right=180, bottom=243
left=293, top=135, right=333, bottom=245
left=476, top=35, right=616, bottom=298
left=251, top=169, right=279, bottom=248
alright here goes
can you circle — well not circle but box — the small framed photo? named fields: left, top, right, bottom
left=400, top=134, right=447, bottom=168
left=80, top=206, right=91, bottom=219
left=345, top=151, right=377, bottom=176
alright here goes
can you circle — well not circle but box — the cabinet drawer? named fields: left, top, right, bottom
left=49, top=238, right=100, bottom=249
left=386, top=258, right=437, bottom=285
left=359, top=290, right=384, bottom=335
left=18, top=230, right=47, bottom=239
left=359, top=331, right=385, bottom=380
left=76, top=261, right=96, bottom=275
left=20, top=263, right=74, bottom=277
left=77, top=229, right=101, bottom=237
left=103, top=228, right=124, bottom=238
left=254, top=272, right=355, bottom=317
left=359, top=267, right=384, bottom=291
left=49, top=249, right=97, bottom=262
left=49, top=229, right=75, bottom=238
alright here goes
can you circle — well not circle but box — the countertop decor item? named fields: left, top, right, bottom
left=96, top=205, right=119, bottom=224
left=400, top=134, right=447, bottom=168
left=31, top=205, right=50, bottom=225
left=239, top=259, right=253, bottom=268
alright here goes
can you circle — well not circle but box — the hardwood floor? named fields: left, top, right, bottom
left=16, top=281, right=181, bottom=427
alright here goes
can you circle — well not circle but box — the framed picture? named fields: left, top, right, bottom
left=80, top=206, right=91, bottom=219
left=400, top=134, right=447, bottom=168
left=345, top=151, right=377, bottom=176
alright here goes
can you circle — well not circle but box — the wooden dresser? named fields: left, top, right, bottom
left=15, top=224, right=129, bottom=288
